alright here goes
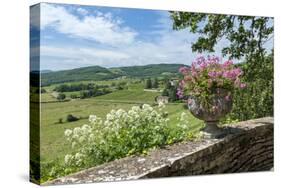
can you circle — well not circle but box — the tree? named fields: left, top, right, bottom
left=66, top=114, right=79, bottom=122
left=152, top=78, right=159, bottom=88
left=56, top=93, right=66, bottom=101
left=70, top=94, right=78, bottom=99
left=168, top=88, right=177, bottom=102
left=170, top=12, right=273, bottom=120
left=145, top=78, right=152, bottom=89
left=170, top=12, right=273, bottom=60
left=162, top=88, right=169, bottom=96
left=40, top=88, right=46, bottom=93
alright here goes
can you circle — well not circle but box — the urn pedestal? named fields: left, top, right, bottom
left=187, top=89, right=233, bottom=139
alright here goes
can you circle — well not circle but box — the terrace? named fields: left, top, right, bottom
left=44, top=117, right=273, bottom=185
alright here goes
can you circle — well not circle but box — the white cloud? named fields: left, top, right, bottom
left=41, top=45, right=130, bottom=61
left=39, top=9, right=201, bottom=70
left=77, top=7, right=89, bottom=15
left=40, top=3, right=137, bottom=46
left=40, top=29, right=196, bottom=70
left=39, top=4, right=236, bottom=71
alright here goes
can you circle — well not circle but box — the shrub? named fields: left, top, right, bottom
left=56, top=93, right=66, bottom=101
left=226, top=53, right=273, bottom=120
left=70, top=94, right=78, bottom=99
left=66, top=114, right=79, bottom=122
left=145, top=78, right=152, bottom=89
left=58, top=118, right=63, bottom=124
left=40, top=88, right=46, bottom=93
left=63, top=103, right=197, bottom=169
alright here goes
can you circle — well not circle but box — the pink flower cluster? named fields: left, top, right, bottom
left=178, top=55, right=246, bottom=98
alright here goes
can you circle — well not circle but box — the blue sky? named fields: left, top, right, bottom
left=30, top=3, right=273, bottom=71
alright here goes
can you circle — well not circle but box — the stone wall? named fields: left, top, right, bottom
left=45, top=117, right=273, bottom=185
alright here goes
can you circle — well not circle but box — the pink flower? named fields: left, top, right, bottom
left=177, top=55, right=246, bottom=103
left=199, top=62, right=207, bottom=70
left=239, top=83, right=247, bottom=89
left=208, top=71, right=217, bottom=78
left=192, top=71, right=197, bottom=77
left=184, top=75, right=192, bottom=81
left=179, top=66, right=190, bottom=74
left=208, top=55, right=220, bottom=65
left=179, top=80, right=185, bottom=87
left=225, top=95, right=231, bottom=101
left=176, top=88, right=184, bottom=99
left=233, top=68, right=243, bottom=76
left=223, top=60, right=233, bottom=68
left=216, top=71, right=223, bottom=77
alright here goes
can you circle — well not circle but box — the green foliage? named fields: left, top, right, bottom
left=145, top=78, right=152, bottom=89
left=116, top=81, right=128, bottom=90
left=58, top=118, right=63, bottom=124
left=39, top=104, right=202, bottom=182
left=54, top=83, right=100, bottom=92
left=41, top=66, right=117, bottom=86
left=168, top=88, right=178, bottom=102
left=56, top=93, right=66, bottom=101
left=38, top=79, right=204, bottom=183
left=41, top=64, right=184, bottom=86
left=66, top=114, right=79, bottom=122
left=116, top=64, right=183, bottom=78
left=170, top=12, right=273, bottom=60
left=40, top=88, right=46, bottom=93
left=162, top=80, right=179, bottom=102
left=79, top=88, right=111, bottom=99
left=152, top=78, right=159, bottom=88
left=227, top=53, right=273, bottom=120
left=62, top=104, right=197, bottom=173
left=170, top=12, right=273, bottom=121
left=70, top=94, right=78, bottom=99
left=162, top=88, right=169, bottom=96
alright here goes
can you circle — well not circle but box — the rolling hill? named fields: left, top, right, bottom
left=41, top=64, right=186, bottom=86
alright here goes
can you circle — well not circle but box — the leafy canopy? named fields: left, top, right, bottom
left=170, top=12, right=273, bottom=60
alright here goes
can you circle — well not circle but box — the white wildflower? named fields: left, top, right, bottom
left=89, top=115, right=97, bottom=123
left=158, top=101, right=165, bottom=109
left=73, top=127, right=81, bottom=135
left=116, top=109, right=125, bottom=117
left=131, top=106, right=140, bottom=111
left=106, top=113, right=114, bottom=121
left=71, top=141, right=77, bottom=148
left=180, top=112, right=187, bottom=121
left=64, top=154, right=73, bottom=165
left=78, top=136, right=86, bottom=143
left=64, top=129, right=72, bottom=137
left=74, top=153, right=84, bottom=166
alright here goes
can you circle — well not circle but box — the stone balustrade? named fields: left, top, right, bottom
left=44, top=117, right=274, bottom=186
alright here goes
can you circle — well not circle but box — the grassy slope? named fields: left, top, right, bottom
left=41, top=64, right=184, bottom=86
left=41, top=66, right=118, bottom=86
left=40, top=82, right=203, bottom=163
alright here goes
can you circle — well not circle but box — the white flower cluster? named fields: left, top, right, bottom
left=64, top=152, right=85, bottom=167
left=63, top=104, right=174, bottom=168
left=65, top=124, right=95, bottom=148
left=177, top=112, right=190, bottom=130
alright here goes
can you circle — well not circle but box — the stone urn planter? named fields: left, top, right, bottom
left=187, top=89, right=233, bottom=138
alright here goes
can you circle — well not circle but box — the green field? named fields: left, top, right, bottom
left=39, top=80, right=203, bottom=165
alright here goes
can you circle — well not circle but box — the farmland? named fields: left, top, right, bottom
left=40, top=79, right=203, bottom=164
left=33, top=64, right=204, bottom=183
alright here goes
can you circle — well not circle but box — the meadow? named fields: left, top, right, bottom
left=39, top=79, right=203, bottom=166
